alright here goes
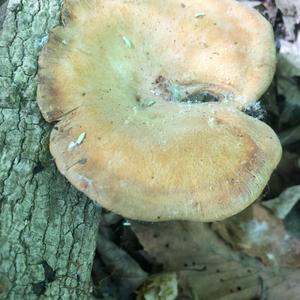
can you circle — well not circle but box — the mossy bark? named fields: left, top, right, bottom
left=0, top=0, right=101, bottom=298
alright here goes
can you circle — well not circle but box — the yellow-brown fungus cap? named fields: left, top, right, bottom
left=37, top=0, right=281, bottom=221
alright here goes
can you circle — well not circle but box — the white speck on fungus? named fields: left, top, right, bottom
left=195, top=12, right=206, bottom=18
left=208, top=116, right=215, bottom=127
left=68, top=132, right=86, bottom=151
left=122, top=36, right=133, bottom=48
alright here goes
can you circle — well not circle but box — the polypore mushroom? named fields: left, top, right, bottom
left=37, top=0, right=282, bottom=222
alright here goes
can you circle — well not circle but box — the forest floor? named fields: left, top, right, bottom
left=2, top=0, right=300, bottom=299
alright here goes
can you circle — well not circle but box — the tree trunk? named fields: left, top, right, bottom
left=0, top=0, right=101, bottom=298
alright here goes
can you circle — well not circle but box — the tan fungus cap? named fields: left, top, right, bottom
left=37, top=0, right=281, bottom=221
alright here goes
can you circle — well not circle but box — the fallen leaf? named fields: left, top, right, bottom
left=239, top=0, right=278, bottom=24
left=136, top=273, right=178, bottom=300
left=212, top=204, right=300, bottom=267
left=263, top=185, right=300, bottom=219
left=96, top=234, right=148, bottom=299
left=278, top=36, right=300, bottom=77
left=275, top=0, right=300, bottom=41
left=132, top=220, right=300, bottom=299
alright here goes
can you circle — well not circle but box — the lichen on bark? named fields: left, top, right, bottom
left=0, top=0, right=101, bottom=298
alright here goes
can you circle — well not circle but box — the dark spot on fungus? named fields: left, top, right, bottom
left=82, top=92, right=86, bottom=96
left=78, top=158, right=87, bottom=165
left=216, top=269, right=220, bottom=273
left=180, top=91, right=219, bottom=104
left=155, top=75, right=164, bottom=84
left=229, top=178, right=235, bottom=185
left=237, top=286, right=242, bottom=291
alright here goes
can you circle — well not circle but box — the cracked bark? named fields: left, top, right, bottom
left=0, top=0, right=101, bottom=299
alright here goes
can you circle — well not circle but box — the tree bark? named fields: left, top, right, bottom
left=0, top=0, right=101, bottom=298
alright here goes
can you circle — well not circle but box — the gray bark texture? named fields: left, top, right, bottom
left=0, top=0, right=101, bottom=299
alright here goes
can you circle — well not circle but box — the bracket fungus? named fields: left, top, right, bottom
left=37, top=0, right=282, bottom=222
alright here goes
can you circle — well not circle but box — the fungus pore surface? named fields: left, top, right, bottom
left=37, top=0, right=282, bottom=221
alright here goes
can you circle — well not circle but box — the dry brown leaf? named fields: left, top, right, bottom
left=239, top=0, right=278, bottom=24
left=275, top=0, right=300, bottom=41
left=263, top=185, right=300, bottom=219
left=132, top=220, right=300, bottom=299
left=96, top=234, right=148, bottom=299
left=261, top=0, right=278, bottom=24
left=212, top=204, right=300, bottom=267
left=278, top=34, right=300, bottom=77
left=136, top=273, right=178, bottom=300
